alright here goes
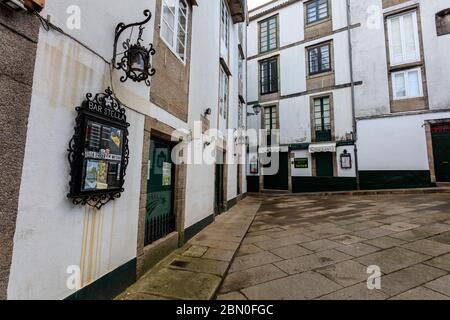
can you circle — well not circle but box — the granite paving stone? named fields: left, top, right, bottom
left=425, top=275, right=450, bottom=297
left=241, top=272, right=343, bottom=300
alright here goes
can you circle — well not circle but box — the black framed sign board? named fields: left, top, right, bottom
left=294, top=158, right=309, bottom=169
left=68, top=87, right=130, bottom=209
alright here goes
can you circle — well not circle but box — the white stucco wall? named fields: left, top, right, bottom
left=352, top=0, right=450, bottom=117
left=185, top=0, right=247, bottom=228
left=8, top=27, right=145, bottom=300
left=357, top=111, right=450, bottom=171
left=7, top=0, right=196, bottom=299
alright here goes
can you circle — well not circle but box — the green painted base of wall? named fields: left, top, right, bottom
left=66, top=258, right=136, bottom=300
left=359, top=170, right=434, bottom=190
left=292, top=177, right=357, bottom=193
left=227, top=197, right=237, bottom=210
left=184, top=213, right=214, bottom=242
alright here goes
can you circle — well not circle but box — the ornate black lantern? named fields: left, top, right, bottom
left=113, top=9, right=156, bottom=86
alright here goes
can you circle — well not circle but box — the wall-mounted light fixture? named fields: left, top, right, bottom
left=203, top=108, right=212, bottom=117
left=247, top=102, right=262, bottom=116
left=112, top=10, right=156, bottom=86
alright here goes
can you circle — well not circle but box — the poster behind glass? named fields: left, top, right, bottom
left=82, top=120, right=124, bottom=191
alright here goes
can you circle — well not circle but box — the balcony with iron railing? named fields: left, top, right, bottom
left=314, top=124, right=332, bottom=142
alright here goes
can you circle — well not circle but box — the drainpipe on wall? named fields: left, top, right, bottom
left=346, top=0, right=360, bottom=190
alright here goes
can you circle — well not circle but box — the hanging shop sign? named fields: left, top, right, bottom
left=294, top=158, right=309, bottom=169
left=67, top=87, right=130, bottom=209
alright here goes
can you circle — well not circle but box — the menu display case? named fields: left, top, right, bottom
left=68, top=87, right=130, bottom=209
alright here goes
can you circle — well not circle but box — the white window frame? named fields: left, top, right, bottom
left=221, top=0, right=230, bottom=53
left=160, top=0, right=189, bottom=63
left=387, top=11, right=421, bottom=66
left=391, top=67, right=423, bottom=100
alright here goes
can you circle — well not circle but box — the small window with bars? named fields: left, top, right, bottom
left=259, top=15, right=278, bottom=53
left=308, top=43, right=331, bottom=75
left=306, top=0, right=329, bottom=25
left=260, top=57, right=278, bottom=95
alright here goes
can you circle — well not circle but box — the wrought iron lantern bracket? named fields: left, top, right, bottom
left=112, top=9, right=156, bottom=86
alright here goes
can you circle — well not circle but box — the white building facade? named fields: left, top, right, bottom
left=1, top=0, right=247, bottom=300
left=246, top=0, right=450, bottom=192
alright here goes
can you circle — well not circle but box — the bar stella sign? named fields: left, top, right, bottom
left=67, top=87, right=130, bottom=209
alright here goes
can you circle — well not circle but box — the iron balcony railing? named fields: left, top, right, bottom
left=315, top=125, right=332, bottom=142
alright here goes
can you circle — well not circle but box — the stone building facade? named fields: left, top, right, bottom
left=0, top=0, right=247, bottom=300
left=246, top=0, right=450, bottom=192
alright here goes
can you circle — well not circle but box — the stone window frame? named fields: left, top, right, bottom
left=258, top=14, right=279, bottom=54
left=305, top=40, right=334, bottom=77
left=260, top=103, right=280, bottom=147
left=309, top=92, right=335, bottom=143
left=160, top=0, right=190, bottom=64
left=386, top=10, right=421, bottom=67
left=391, top=67, right=424, bottom=101
left=304, top=0, right=330, bottom=25
left=383, top=4, right=429, bottom=113
left=259, top=55, right=279, bottom=95
left=436, top=9, right=450, bottom=36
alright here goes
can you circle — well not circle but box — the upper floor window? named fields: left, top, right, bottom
left=219, top=66, right=229, bottom=119
left=260, top=57, right=278, bottom=95
left=436, top=9, right=450, bottom=36
left=308, top=43, right=331, bottom=75
left=392, top=68, right=423, bottom=100
left=264, top=106, right=278, bottom=146
left=221, top=0, right=230, bottom=51
left=238, top=102, right=244, bottom=128
left=259, top=15, right=278, bottom=53
left=313, top=96, right=331, bottom=142
left=306, top=0, right=329, bottom=24
left=161, top=0, right=189, bottom=62
left=387, top=11, right=420, bottom=66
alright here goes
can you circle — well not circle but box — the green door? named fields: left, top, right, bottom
left=263, top=152, right=289, bottom=190
left=145, top=138, right=176, bottom=245
left=432, top=126, right=450, bottom=182
left=316, top=153, right=333, bottom=177
left=215, top=163, right=224, bottom=214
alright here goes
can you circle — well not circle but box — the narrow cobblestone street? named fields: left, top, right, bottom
left=119, top=191, right=450, bottom=300
left=218, top=193, right=450, bottom=300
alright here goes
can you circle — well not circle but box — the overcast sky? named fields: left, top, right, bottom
left=248, top=0, right=272, bottom=10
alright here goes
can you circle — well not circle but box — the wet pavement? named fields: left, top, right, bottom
left=218, top=193, right=450, bottom=300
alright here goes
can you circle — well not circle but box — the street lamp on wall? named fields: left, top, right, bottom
left=112, top=9, right=156, bottom=86
left=247, top=102, right=262, bottom=116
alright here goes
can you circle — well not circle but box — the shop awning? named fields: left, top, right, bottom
left=309, top=142, right=336, bottom=153
left=259, top=146, right=289, bottom=154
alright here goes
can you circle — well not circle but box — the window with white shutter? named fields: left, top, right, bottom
left=387, top=11, right=420, bottom=66
left=392, top=68, right=423, bottom=100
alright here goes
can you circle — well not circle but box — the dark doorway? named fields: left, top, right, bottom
left=144, top=137, right=176, bottom=246
left=263, top=152, right=289, bottom=190
left=316, top=152, right=334, bottom=177
left=432, top=124, right=450, bottom=182
left=215, top=150, right=225, bottom=214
